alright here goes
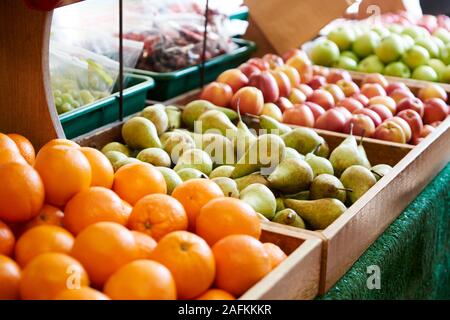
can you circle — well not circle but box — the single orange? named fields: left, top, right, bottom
left=14, top=225, right=74, bottom=267
left=0, top=255, right=21, bottom=300
left=64, top=187, right=132, bottom=235
left=263, top=243, right=287, bottom=269
left=20, top=252, right=89, bottom=300
left=0, top=220, right=15, bottom=257
left=0, top=148, right=26, bottom=166
left=104, top=260, right=177, bottom=300
left=22, top=204, right=64, bottom=232
left=41, top=139, right=80, bottom=149
left=151, top=231, right=215, bottom=299
left=131, top=231, right=157, bottom=259
left=172, top=179, right=224, bottom=231
left=196, top=289, right=235, bottom=300
left=113, top=162, right=167, bottom=205
left=71, top=222, right=138, bottom=287
left=0, top=132, right=21, bottom=152
left=0, top=162, right=44, bottom=223
left=53, top=287, right=110, bottom=300
left=80, top=147, right=114, bottom=189
left=196, top=197, right=261, bottom=246
left=212, top=235, right=271, bottom=296
left=7, top=133, right=35, bottom=165
left=128, top=194, right=188, bottom=241
left=34, top=145, right=91, bottom=207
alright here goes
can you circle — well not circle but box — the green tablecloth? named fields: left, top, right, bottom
left=321, top=163, right=450, bottom=300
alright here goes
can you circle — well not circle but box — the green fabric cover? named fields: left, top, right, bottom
left=321, top=163, right=450, bottom=300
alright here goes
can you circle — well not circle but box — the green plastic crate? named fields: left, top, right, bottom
left=130, top=38, right=256, bottom=101
left=229, top=6, right=249, bottom=21
left=60, top=74, right=154, bottom=139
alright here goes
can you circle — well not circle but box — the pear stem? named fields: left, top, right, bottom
left=236, top=99, right=243, bottom=124
left=371, top=170, right=383, bottom=179
left=338, top=188, right=353, bottom=192
left=312, top=143, right=322, bottom=155
left=359, top=130, right=366, bottom=146
left=200, top=173, right=209, bottom=179
left=349, top=122, right=354, bottom=136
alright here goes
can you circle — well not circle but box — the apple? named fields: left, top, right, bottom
left=248, top=71, right=280, bottom=103
left=388, top=117, right=412, bottom=142
left=338, top=97, right=364, bottom=113
left=402, top=26, right=429, bottom=40
left=411, top=136, right=424, bottom=145
left=269, top=70, right=292, bottom=97
left=418, top=84, right=448, bottom=102
left=397, top=109, right=423, bottom=136
left=327, top=27, right=356, bottom=51
left=333, top=57, right=357, bottom=71
left=335, top=106, right=353, bottom=122
left=368, top=104, right=393, bottom=121
left=412, top=66, right=438, bottom=82
left=310, top=39, right=340, bottom=67
left=217, top=69, right=249, bottom=93
left=352, top=93, right=370, bottom=107
left=314, top=109, right=347, bottom=132
left=282, top=104, right=315, bottom=127
left=375, top=34, right=405, bottom=63
left=262, top=54, right=284, bottom=69
left=384, top=61, right=411, bottom=78
left=326, top=69, right=352, bottom=84
left=298, top=84, right=314, bottom=98
left=282, top=48, right=305, bottom=62
left=369, top=96, right=396, bottom=114
left=231, top=87, right=264, bottom=115
left=352, top=31, right=381, bottom=58
left=313, top=65, right=330, bottom=77
left=289, top=88, right=307, bottom=104
left=341, top=51, right=359, bottom=62
left=276, top=97, right=295, bottom=112
left=433, top=27, right=450, bottom=44
left=262, top=103, right=283, bottom=122
left=304, top=102, right=326, bottom=120
left=415, top=37, right=440, bottom=58
left=299, top=64, right=314, bottom=84
left=322, top=84, right=346, bottom=104
left=308, top=75, right=327, bottom=90
left=277, top=65, right=301, bottom=88
left=286, top=54, right=312, bottom=78
left=389, top=88, right=415, bottom=104
left=401, top=35, right=415, bottom=51
left=373, top=121, right=406, bottom=144
left=239, top=63, right=261, bottom=79
left=423, top=98, right=449, bottom=124
left=396, top=97, right=424, bottom=117
left=353, top=108, right=382, bottom=127
left=441, top=43, right=450, bottom=65
left=362, top=73, right=389, bottom=89
left=200, top=82, right=233, bottom=107
left=337, top=80, right=360, bottom=97
left=361, top=83, right=386, bottom=98
left=372, top=26, right=391, bottom=38
left=386, top=82, right=409, bottom=95
left=440, top=65, right=450, bottom=84
left=308, top=89, right=335, bottom=110
left=402, top=45, right=430, bottom=69
left=357, top=55, right=385, bottom=74
left=247, top=58, right=270, bottom=71
left=420, top=124, right=435, bottom=138
left=343, top=114, right=376, bottom=137
left=427, top=58, right=446, bottom=76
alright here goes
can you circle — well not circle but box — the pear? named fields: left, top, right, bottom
left=231, top=134, right=285, bottom=179
left=209, top=165, right=235, bottom=178
left=104, top=151, right=128, bottom=167
left=329, top=135, right=364, bottom=177
left=282, top=127, right=325, bottom=155
left=371, top=164, right=392, bottom=181
left=240, top=183, right=277, bottom=219
left=310, top=174, right=346, bottom=203
left=137, top=148, right=171, bottom=167
left=211, top=177, right=239, bottom=198
left=156, top=167, right=182, bottom=195
left=177, top=168, right=207, bottom=181
left=284, top=198, right=346, bottom=230
left=161, top=131, right=195, bottom=164
left=122, top=117, right=162, bottom=150
left=165, top=105, right=182, bottom=130
left=234, top=173, right=269, bottom=191
left=284, top=190, right=310, bottom=200
left=305, top=152, right=334, bottom=177
left=358, top=139, right=371, bottom=168
left=101, top=142, right=131, bottom=156
left=268, top=158, right=313, bottom=194
left=141, top=105, right=169, bottom=135
left=200, top=133, right=235, bottom=166
left=182, top=100, right=238, bottom=129
left=315, top=142, right=330, bottom=158
left=231, top=109, right=257, bottom=158
left=272, top=209, right=305, bottom=229
left=259, top=115, right=292, bottom=135
left=275, top=198, right=285, bottom=212
left=196, top=110, right=238, bottom=137
left=340, top=165, right=377, bottom=204
left=113, top=157, right=141, bottom=172
left=284, top=147, right=305, bottom=161
left=174, top=149, right=213, bottom=175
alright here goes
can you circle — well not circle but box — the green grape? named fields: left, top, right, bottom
left=80, top=90, right=95, bottom=105
left=54, top=96, right=63, bottom=107
left=53, top=89, right=62, bottom=97
left=72, top=101, right=80, bottom=109
left=88, top=76, right=99, bottom=89
left=60, top=103, right=73, bottom=114
left=61, top=93, right=74, bottom=104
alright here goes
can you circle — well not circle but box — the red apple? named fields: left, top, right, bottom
left=411, top=136, right=423, bottom=145
left=420, top=124, right=435, bottom=138
left=282, top=104, right=315, bottom=127
left=353, top=109, right=383, bottom=127
left=361, top=83, right=387, bottom=98
left=322, top=84, right=346, bottom=104
left=397, top=109, right=423, bottom=137
left=386, top=82, right=409, bottom=95
left=423, top=98, right=449, bottom=124
left=314, top=109, right=347, bottom=132
left=231, top=87, right=264, bottom=115
left=335, top=106, right=352, bottom=123
left=352, top=93, right=370, bottom=107
left=338, top=97, right=364, bottom=113
left=200, top=82, right=233, bottom=107
left=217, top=69, right=249, bottom=93
left=297, top=84, right=314, bottom=98
left=289, top=88, right=307, bottom=104
left=277, top=66, right=301, bottom=88
left=248, top=71, right=280, bottom=103
left=276, top=97, right=294, bottom=112
left=313, top=65, right=330, bottom=77
left=282, top=48, right=305, bottom=62
left=337, top=80, right=360, bottom=97
left=286, top=55, right=314, bottom=84
left=262, top=54, right=284, bottom=69
left=369, top=104, right=393, bottom=121
left=269, top=70, right=292, bottom=97
left=373, top=121, right=406, bottom=144
left=389, top=88, right=415, bottom=104
left=362, top=73, right=388, bottom=89
left=343, top=114, right=376, bottom=137
left=308, top=75, right=327, bottom=90
left=396, top=97, right=424, bottom=117
left=239, top=63, right=261, bottom=79
left=388, top=117, right=412, bottom=142
left=304, top=102, right=326, bottom=120
left=326, top=69, right=352, bottom=84
left=418, top=84, right=448, bottom=102
left=308, top=89, right=335, bottom=110
left=247, top=58, right=270, bottom=71
left=368, top=96, right=397, bottom=114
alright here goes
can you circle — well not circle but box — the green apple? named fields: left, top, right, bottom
left=433, top=28, right=450, bottom=44
left=402, top=45, right=430, bottom=69
left=341, top=51, right=359, bottom=62
left=352, top=31, right=381, bottom=58
left=401, top=34, right=415, bottom=50
left=427, top=58, right=446, bottom=76
left=441, top=43, right=450, bottom=65
left=439, top=65, right=450, bottom=83
left=388, top=24, right=404, bottom=34
left=432, top=36, right=445, bottom=52
left=334, top=56, right=358, bottom=70
left=415, top=37, right=440, bottom=58
left=310, top=39, right=340, bottom=66
left=375, top=34, right=405, bottom=63
left=402, top=26, right=429, bottom=39
left=372, top=26, right=390, bottom=38
left=357, top=55, right=385, bottom=74
left=384, top=61, right=411, bottom=78
left=412, top=65, right=438, bottom=82
left=327, top=28, right=355, bottom=51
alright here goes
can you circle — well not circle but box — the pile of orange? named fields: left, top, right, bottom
left=0, top=133, right=287, bottom=300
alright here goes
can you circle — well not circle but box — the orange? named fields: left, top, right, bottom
left=22, top=204, right=64, bottom=232
left=0, top=162, right=44, bottom=223
left=53, top=287, right=110, bottom=300
left=113, top=162, right=167, bottom=205
left=64, top=187, right=132, bottom=235
left=128, top=194, right=188, bottom=241
left=131, top=231, right=157, bottom=259
left=0, top=132, right=21, bottom=151
left=151, top=231, right=215, bottom=299
left=7, top=134, right=36, bottom=165
left=172, top=179, right=224, bottom=231
left=212, top=235, right=271, bottom=296
left=41, top=139, right=80, bottom=149
left=104, top=260, right=177, bottom=300
left=0, top=255, right=21, bottom=300
left=0, top=148, right=26, bottom=166
left=196, top=289, right=235, bottom=300
left=14, top=225, right=74, bottom=267
left=80, top=147, right=114, bottom=189
left=263, top=243, right=287, bottom=269
left=0, top=220, right=15, bottom=256
left=196, top=197, right=261, bottom=246
left=71, top=222, right=138, bottom=287
left=20, top=252, right=89, bottom=300
left=34, top=145, right=91, bottom=207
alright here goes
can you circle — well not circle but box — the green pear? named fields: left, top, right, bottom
left=177, top=168, right=207, bottom=181
left=104, top=151, right=128, bottom=167
left=329, top=135, right=364, bottom=177
left=340, top=165, right=377, bottom=204
left=284, top=198, right=346, bottom=230
left=113, top=157, right=141, bottom=172
left=310, top=174, right=346, bottom=203
left=259, top=115, right=292, bottom=135
left=161, top=131, right=195, bottom=164
left=305, top=153, right=334, bottom=177
left=231, top=110, right=257, bottom=158
left=268, top=158, right=313, bottom=194
left=284, top=147, right=305, bottom=161
left=282, top=127, right=325, bottom=155
left=358, top=139, right=371, bottom=168
left=182, top=100, right=238, bottom=129
left=231, top=134, right=285, bottom=179
left=174, top=149, right=213, bottom=175
left=199, top=133, right=235, bottom=166
left=284, top=191, right=310, bottom=200
left=122, top=117, right=162, bottom=150
left=156, top=167, right=182, bottom=195
left=165, top=105, right=182, bottom=130
left=315, top=142, right=330, bottom=158
left=209, top=165, right=235, bottom=178
left=240, top=183, right=277, bottom=219
left=196, top=110, right=238, bottom=136
left=275, top=198, right=285, bottom=212
left=211, top=177, right=239, bottom=198
left=137, top=148, right=171, bottom=167
left=272, top=209, right=305, bottom=229
left=141, top=104, right=169, bottom=135
left=101, top=142, right=131, bottom=156
left=371, top=164, right=392, bottom=181
left=234, top=173, right=269, bottom=191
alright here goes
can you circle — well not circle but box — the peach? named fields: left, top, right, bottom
left=262, top=54, right=284, bottom=69
left=277, top=66, right=301, bottom=88
left=326, top=69, right=351, bottom=84
left=276, top=97, right=294, bottom=112
left=282, top=104, right=315, bottom=127
left=269, top=70, right=292, bottom=97
left=247, top=58, right=270, bottom=71
left=362, top=73, right=388, bottom=89
left=308, top=75, right=326, bottom=90
left=418, top=84, right=448, bottom=102
left=200, top=82, right=233, bottom=107
left=369, top=96, right=397, bottom=114
left=308, top=89, right=335, bottom=110
left=361, top=83, right=386, bottom=98
left=239, top=63, right=261, bottom=79
left=289, top=88, right=307, bottom=104
left=248, top=71, right=280, bottom=103
left=217, top=69, right=249, bottom=93
left=337, top=80, right=360, bottom=97
left=322, top=84, right=346, bottom=104
left=298, top=84, right=314, bottom=98
left=231, top=87, right=264, bottom=115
